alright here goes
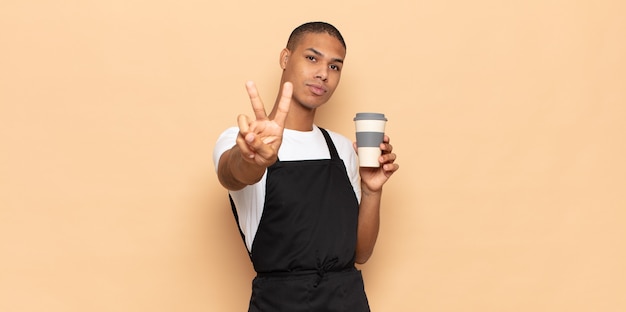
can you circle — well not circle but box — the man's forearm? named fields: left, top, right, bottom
left=355, top=188, right=382, bottom=264
left=217, top=146, right=266, bottom=191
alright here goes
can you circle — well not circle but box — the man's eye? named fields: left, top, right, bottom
left=307, top=56, right=316, bottom=61
left=330, top=65, right=340, bottom=71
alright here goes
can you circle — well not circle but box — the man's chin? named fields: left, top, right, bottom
left=305, top=95, right=332, bottom=108
left=302, top=101, right=327, bottom=110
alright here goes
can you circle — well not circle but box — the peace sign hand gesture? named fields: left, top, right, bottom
left=236, top=81, right=292, bottom=168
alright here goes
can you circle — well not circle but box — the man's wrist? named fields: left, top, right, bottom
left=361, top=184, right=382, bottom=198
left=231, top=151, right=265, bottom=186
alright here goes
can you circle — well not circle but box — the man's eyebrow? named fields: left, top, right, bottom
left=306, top=48, right=344, bottom=64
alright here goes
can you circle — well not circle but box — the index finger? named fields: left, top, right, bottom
left=273, top=82, right=292, bottom=127
left=245, top=81, right=268, bottom=121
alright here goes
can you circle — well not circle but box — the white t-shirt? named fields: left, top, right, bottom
left=213, top=126, right=361, bottom=251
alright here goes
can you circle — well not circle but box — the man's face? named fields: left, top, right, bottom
left=281, top=32, right=346, bottom=110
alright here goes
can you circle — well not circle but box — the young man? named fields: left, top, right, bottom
left=213, top=22, right=399, bottom=311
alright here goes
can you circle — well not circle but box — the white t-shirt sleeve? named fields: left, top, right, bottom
left=212, top=127, right=238, bottom=171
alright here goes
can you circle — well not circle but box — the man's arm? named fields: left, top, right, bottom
left=354, top=135, right=399, bottom=264
left=217, top=145, right=267, bottom=191
left=216, top=81, right=292, bottom=191
left=355, top=187, right=382, bottom=264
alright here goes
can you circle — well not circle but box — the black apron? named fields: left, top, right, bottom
left=230, top=128, right=370, bottom=312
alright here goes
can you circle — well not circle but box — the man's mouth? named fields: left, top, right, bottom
left=307, top=84, right=327, bottom=96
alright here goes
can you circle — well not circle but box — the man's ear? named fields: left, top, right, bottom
left=279, top=48, right=290, bottom=69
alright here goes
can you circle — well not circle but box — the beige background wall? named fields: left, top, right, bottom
left=1, top=1, right=625, bottom=311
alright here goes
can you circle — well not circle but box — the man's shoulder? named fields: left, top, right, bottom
left=320, top=127, right=355, bottom=160
left=323, top=128, right=353, bottom=146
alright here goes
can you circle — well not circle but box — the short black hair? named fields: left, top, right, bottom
left=286, top=21, right=346, bottom=51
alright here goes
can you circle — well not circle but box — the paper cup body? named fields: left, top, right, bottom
left=354, top=113, right=387, bottom=167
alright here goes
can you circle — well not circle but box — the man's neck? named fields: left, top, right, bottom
left=284, top=113, right=315, bottom=131
left=270, top=101, right=316, bottom=132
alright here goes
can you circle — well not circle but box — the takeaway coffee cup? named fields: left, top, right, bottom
left=354, top=112, right=387, bottom=167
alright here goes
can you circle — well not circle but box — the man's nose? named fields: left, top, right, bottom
left=315, top=65, right=328, bottom=81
